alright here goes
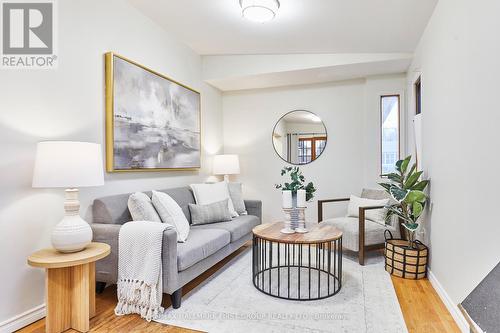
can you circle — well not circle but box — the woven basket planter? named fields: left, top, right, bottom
left=384, top=230, right=428, bottom=279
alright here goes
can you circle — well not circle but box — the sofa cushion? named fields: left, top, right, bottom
left=92, top=187, right=195, bottom=225
left=176, top=228, right=230, bottom=271
left=190, top=182, right=238, bottom=217
left=192, top=215, right=260, bottom=242
left=361, top=188, right=400, bottom=227
left=320, top=217, right=398, bottom=252
left=361, top=188, right=398, bottom=206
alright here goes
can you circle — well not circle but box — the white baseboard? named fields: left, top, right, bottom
left=0, top=304, right=45, bottom=333
left=427, top=270, right=469, bottom=333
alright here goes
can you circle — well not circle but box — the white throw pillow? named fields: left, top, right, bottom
left=128, top=192, right=161, bottom=222
left=190, top=181, right=238, bottom=217
left=228, top=182, right=247, bottom=215
left=347, top=195, right=389, bottom=225
left=151, top=190, right=190, bottom=242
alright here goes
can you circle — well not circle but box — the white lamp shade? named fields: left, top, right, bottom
left=213, top=154, right=240, bottom=175
left=32, top=141, right=104, bottom=188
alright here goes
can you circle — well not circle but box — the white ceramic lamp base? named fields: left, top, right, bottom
left=51, top=189, right=92, bottom=253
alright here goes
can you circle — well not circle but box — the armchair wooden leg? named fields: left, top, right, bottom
left=359, top=247, right=365, bottom=265
left=358, top=209, right=366, bottom=266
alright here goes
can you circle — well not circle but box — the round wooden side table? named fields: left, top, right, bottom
left=252, top=222, right=343, bottom=301
left=27, top=242, right=110, bottom=333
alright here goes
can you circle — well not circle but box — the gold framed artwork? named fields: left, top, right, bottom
left=105, top=52, right=201, bottom=172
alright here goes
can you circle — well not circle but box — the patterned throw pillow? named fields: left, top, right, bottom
left=189, top=199, right=233, bottom=225
left=127, top=192, right=161, bottom=222
left=151, top=190, right=190, bottom=242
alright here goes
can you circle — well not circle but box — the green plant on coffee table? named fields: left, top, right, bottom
left=275, top=166, right=316, bottom=201
left=378, top=156, right=429, bottom=249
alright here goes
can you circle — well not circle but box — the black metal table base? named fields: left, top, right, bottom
left=252, top=236, right=342, bottom=301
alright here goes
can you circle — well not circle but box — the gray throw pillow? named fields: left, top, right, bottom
left=189, top=199, right=233, bottom=225
left=228, top=182, right=247, bottom=215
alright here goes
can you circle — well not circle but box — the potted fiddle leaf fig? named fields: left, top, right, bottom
left=378, top=155, right=429, bottom=249
left=379, top=156, right=430, bottom=279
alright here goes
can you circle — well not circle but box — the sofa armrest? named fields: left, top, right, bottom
left=245, top=200, right=262, bottom=222
left=91, top=223, right=122, bottom=283
left=92, top=222, right=180, bottom=292
left=91, top=222, right=122, bottom=242
left=162, top=228, right=179, bottom=294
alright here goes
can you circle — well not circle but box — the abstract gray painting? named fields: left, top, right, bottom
left=110, top=55, right=200, bottom=170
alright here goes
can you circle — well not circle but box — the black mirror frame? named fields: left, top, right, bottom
left=271, top=109, right=328, bottom=165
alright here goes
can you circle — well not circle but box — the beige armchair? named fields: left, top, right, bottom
left=318, top=188, right=404, bottom=265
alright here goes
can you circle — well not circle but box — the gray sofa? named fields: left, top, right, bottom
left=89, top=186, right=262, bottom=308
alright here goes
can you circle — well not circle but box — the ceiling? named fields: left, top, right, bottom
left=202, top=53, right=412, bottom=91
left=130, top=0, right=437, bottom=55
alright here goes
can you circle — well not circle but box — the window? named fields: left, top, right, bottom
left=415, top=76, right=421, bottom=114
left=298, top=137, right=326, bottom=164
left=298, top=139, right=312, bottom=164
left=315, top=138, right=327, bottom=158
left=380, top=95, right=400, bottom=174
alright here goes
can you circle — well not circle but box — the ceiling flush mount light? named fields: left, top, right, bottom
left=240, top=0, right=280, bottom=23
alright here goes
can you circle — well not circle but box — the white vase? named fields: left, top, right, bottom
left=297, top=189, right=306, bottom=208
left=282, top=190, right=292, bottom=208
left=51, top=189, right=92, bottom=253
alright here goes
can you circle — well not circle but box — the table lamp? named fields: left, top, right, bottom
left=213, top=154, right=240, bottom=182
left=32, top=141, right=104, bottom=253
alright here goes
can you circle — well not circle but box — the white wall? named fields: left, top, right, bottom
left=0, top=0, right=223, bottom=327
left=223, top=75, right=405, bottom=224
left=405, top=0, right=500, bottom=304
left=363, top=75, right=407, bottom=188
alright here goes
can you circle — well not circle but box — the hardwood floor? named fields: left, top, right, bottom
left=392, top=276, right=461, bottom=333
left=18, top=244, right=460, bottom=333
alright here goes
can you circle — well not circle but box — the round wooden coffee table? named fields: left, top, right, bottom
left=252, top=222, right=343, bottom=301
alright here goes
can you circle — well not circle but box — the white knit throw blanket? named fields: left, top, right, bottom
left=114, top=221, right=173, bottom=321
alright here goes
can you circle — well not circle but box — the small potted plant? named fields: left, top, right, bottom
left=379, top=156, right=430, bottom=279
left=275, top=166, right=316, bottom=205
left=275, top=166, right=316, bottom=233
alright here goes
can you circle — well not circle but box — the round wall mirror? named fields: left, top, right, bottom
left=272, top=110, right=327, bottom=165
